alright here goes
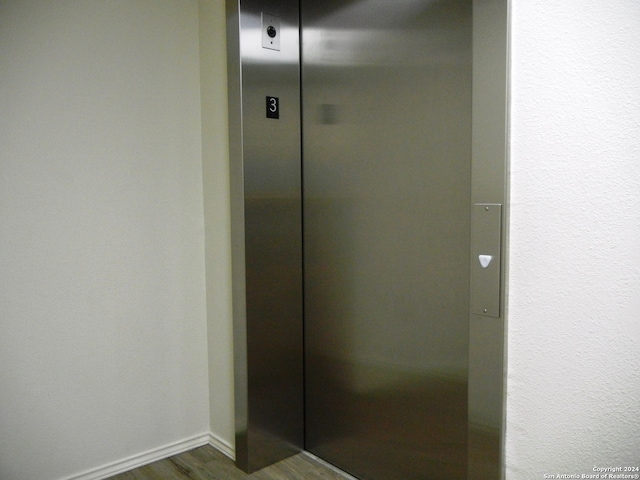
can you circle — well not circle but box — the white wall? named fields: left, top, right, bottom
left=0, top=2, right=209, bottom=479
left=506, top=0, right=640, bottom=477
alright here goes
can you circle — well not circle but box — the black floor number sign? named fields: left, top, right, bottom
left=266, top=96, right=279, bottom=119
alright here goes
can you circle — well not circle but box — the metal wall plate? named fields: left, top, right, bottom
left=262, top=13, right=281, bottom=51
left=471, top=203, right=502, bottom=318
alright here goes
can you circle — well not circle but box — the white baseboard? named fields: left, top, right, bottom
left=207, top=431, right=235, bottom=460
left=62, top=433, right=211, bottom=480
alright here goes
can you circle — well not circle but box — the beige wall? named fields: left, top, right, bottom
left=0, top=2, right=209, bottom=479
left=198, top=0, right=235, bottom=456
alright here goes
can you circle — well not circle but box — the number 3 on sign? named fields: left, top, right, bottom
left=266, top=96, right=279, bottom=119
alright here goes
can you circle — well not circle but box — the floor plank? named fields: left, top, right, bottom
left=107, top=445, right=352, bottom=480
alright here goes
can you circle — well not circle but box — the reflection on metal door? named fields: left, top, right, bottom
left=227, top=0, right=508, bottom=477
left=302, top=2, right=471, bottom=479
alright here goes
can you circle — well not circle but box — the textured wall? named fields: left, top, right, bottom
left=0, top=2, right=209, bottom=479
left=507, top=0, right=640, bottom=477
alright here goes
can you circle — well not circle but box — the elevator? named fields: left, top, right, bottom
left=226, top=1, right=509, bottom=479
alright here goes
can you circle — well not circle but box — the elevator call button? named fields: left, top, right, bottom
left=471, top=203, right=502, bottom=318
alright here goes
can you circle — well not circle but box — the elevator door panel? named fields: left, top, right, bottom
left=302, top=1, right=472, bottom=479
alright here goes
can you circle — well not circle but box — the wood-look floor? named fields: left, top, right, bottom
left=107, top=445, right=352, bottom=480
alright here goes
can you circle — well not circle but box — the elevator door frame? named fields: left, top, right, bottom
left=226, top=0, right=510, bottom=477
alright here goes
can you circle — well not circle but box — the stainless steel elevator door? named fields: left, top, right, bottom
left=302, top=1, right=472, bottom=479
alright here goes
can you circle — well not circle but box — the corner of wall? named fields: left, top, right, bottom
left=198, top=0, right=236, bottom=452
